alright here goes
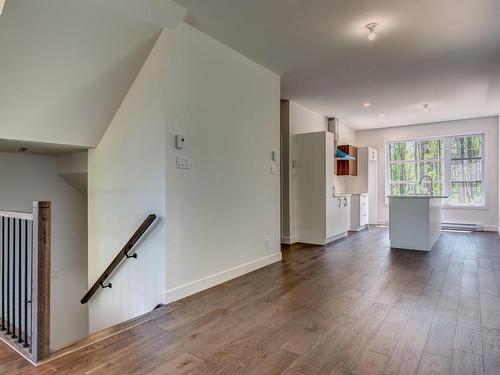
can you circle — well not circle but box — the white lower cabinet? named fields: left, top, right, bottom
left=327, top=194, right=351, bottom=242
left=350, top=193, right=369, bottom=231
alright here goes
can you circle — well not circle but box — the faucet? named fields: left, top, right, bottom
left=419, top=175, right=434, bottom=195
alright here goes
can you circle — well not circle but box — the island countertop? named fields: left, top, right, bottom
left=387, top=195, right=448, bottom=199
left=389, top=195, right=444, bottom=251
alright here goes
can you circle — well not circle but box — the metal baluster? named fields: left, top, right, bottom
left=11, top=219, right=17, bottom=339
left=6, top=218, right=11, bottom=335
left=1, top=217, right=5, bottom=332
left=24, top=219, right=29, bottom=347
left=18, top=219, right=23, bottom=343
left=29, top=220, right=33, bottom=350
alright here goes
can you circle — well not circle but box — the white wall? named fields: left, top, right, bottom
left=357, top=116, right=499, bottom=230
left=0, top=152, right=88, bottom=351
left=337, top=122, right=358, bottom=146
left=88, top=22, right=281, bottom=329
left=88, top=31, right=167, bottom=332
left=163, top=23, right=281, bottom=302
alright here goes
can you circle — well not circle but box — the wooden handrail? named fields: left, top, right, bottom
left=81, top=214, right=157, bottom=304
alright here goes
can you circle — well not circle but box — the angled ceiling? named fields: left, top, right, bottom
left=176, top=0, right=500, bottom=130
left=0, top=0, right=186, bottom=147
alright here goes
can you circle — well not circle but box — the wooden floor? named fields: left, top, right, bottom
left=1, top=228, right=500, bottom=374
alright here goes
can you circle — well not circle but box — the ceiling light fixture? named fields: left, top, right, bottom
left=365, top=23, right=378, bottom=41
left=363, top=102, right=371, bottom=107
left=0, top=0, right=6, bottom=15
left=379, top=114, right=385, bottom=118
left=422, top=103, right=430, bottom=112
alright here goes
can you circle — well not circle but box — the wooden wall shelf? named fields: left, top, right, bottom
left=336, top=145, right=357, bottom=176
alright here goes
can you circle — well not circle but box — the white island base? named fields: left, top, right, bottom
left=389, top=196, right=445, bottom=251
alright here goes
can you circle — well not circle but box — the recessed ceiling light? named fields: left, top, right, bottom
left=422, top=103, right=430, bottom=112
left=0, top=0, right=6, bottom=15
left=363, top=102, right=371, bottom=107
left=379, top=114, right=385, bottom=118
left=365, top=23, right=378, bottom=41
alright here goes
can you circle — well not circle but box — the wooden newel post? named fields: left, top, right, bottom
left=31, top=201, right=51, bottom=362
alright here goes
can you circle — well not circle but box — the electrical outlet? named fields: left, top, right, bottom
left=265, top=238, right=270, bottom=250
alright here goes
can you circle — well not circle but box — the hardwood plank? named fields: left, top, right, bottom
left=367, top=305, right=410, bottom=356
left=416, top=353, right=450, bottom=375
left=424, top=308, right=457, bottom=359
left=454, top=321, right=483, bottom=355
left=338, top=303, right=391, bottom=371
left=244, top=349, right=298, bottom=375
left=383, top=319, right=431, bottom=375
left=483, top=327, right=500, bottom=375
left=351, top=350, right=389, bottom=375
left=149, top=352, right=214, bottom=375
left=451, top=350, right=483, bottom=375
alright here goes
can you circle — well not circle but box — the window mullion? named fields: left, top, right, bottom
left=444, top=137, right=452, bottom=200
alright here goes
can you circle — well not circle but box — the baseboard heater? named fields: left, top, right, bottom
left=441, top=222, right=482, bottom=231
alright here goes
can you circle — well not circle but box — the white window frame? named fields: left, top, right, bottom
left=385, top=133, right=485, bottom=209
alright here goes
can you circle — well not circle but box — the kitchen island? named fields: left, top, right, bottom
left=388, top=195, right=447, bottom=251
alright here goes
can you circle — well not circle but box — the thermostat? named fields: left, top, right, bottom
left=175, top=134, right=185, bottom=149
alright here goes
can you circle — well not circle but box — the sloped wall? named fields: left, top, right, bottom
left=88, top=32, right=167, bottom=332
left=88, top=22, right=281, bottom=331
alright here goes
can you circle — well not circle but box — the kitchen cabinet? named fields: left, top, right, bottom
left=350, top=193, right=369, bottom=231
left=296, top=131, right=351, bottom=245
left=336, top=145, right=358, bottom=176
left=349, top=147, right=378, bottom=225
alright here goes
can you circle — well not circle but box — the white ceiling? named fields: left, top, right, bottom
left=0, top=0, right=186, bottom=147
left=176, top=0, right=500, bottom=130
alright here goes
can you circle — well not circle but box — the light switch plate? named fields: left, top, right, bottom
left=176, top=156, right=190, bottom=169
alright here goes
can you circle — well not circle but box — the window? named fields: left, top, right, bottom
left=386, top=134, right=484, bottom=207
left=450, top=135, right=483, bottom=206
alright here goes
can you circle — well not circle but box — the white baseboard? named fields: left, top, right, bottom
left=164, top=252, right=282, bottom=304
left=481, top=225, right=498, bottom=232
left=326, top=232, right=348, bottom=244
left=281, top=236, right=297, bottom=244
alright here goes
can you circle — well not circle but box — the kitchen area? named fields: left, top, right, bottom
left=280, top=101, right=381, bottom=246
left=280, top=100, right=451, bottom=251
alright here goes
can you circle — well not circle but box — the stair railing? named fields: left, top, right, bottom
left=0, top=201, right=51, bottom=363
left=81, top=214, right=157, bottom=304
